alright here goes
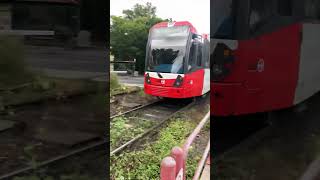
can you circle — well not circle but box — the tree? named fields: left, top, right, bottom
left=110, top=3, right=167, bottom=74
left=122, top=2, right=156, bottom=19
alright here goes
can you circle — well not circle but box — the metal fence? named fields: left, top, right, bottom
left=110, top=59, right=136, bottom=76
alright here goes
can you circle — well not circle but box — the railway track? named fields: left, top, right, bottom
left=110, top=100, right=160, bottom=119
left=0, top=98, right=195, bottom=179
left=110, top=98, right=195, bottom=155
left=110, top=88, right=157, bottom=117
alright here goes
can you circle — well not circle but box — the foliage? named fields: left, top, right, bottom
left=110, top=3, right=167, bottom=74
left=110, top=73, right=141, bottom=96
left=110, top=119, right=196, bottom=180
left=31, top=77, right=55, bottom=92
left=0, top=35, right=33, bottom=88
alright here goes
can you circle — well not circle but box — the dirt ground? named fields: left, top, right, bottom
left=110, top=89, right=156, bottom=117
left=214, top=92, right=320, bottom=180
left=0, top=94, right=106, bottom=177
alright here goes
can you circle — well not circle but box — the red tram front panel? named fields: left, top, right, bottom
left=144, top=69, right=207, bottom=98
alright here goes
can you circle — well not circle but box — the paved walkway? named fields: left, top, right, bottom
left=111, top=71, right=144, bottom=87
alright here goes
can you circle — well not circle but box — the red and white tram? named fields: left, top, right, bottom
left=144, top=21, right=210, bottom=98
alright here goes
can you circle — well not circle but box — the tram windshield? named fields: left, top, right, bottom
left=146, top=26, right=189, bottom=74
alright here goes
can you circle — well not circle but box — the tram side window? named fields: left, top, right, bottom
left=188, top=42, right=198, bottom=71
left=203, top=40, right=210, bottom=68
left=304, top=0, right=320, bottom=20
left=197, top=45, right=202, bottom=67
left=249, top=0, right=276, bottom=33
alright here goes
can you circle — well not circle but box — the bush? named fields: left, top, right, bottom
left=110, top=73, right=120, bottom=90
left=0, top=35, right=33, bottom=88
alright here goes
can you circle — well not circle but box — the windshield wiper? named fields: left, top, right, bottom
left=157, top=72, right=163, bottom=78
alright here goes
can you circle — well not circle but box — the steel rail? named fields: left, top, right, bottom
left=110, top=100, right=160, bottom=119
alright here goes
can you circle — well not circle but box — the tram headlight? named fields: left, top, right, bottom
left=173, top=75, right=183, bottom=87
left=211, top=43, right=235, bottom=81
left=145, top=73, right=151, bottom=84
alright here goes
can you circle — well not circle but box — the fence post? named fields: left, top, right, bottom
left=132, top=59, right=136, bottom=77
left=171, top=147, right=184, bottom=178
left=161, top=157, right=176, bottom=180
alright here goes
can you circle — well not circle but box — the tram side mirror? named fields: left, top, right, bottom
left=192, top=34, right=201, bottom=39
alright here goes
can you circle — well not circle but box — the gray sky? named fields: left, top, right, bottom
left=110, top=0, right=210, bottom=34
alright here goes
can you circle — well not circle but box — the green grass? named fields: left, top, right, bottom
left=110, top=116, right=154, bottom=150
left=110, top=118, right=197, bottom=180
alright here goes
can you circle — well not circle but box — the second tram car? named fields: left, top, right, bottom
left=211, top=0, right=320, bottom=116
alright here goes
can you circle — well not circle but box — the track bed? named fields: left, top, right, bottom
left=214, top=92, right=320, bottom=180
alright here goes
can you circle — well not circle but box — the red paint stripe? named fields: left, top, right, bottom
left=151, top=21, right=197, bottom=34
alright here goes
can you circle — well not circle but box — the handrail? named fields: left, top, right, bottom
left=193, top=139, right=210, bottom=180
left=182, top=112, right=210, bottom=180
left=110, top=61, right=135, bottom=64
